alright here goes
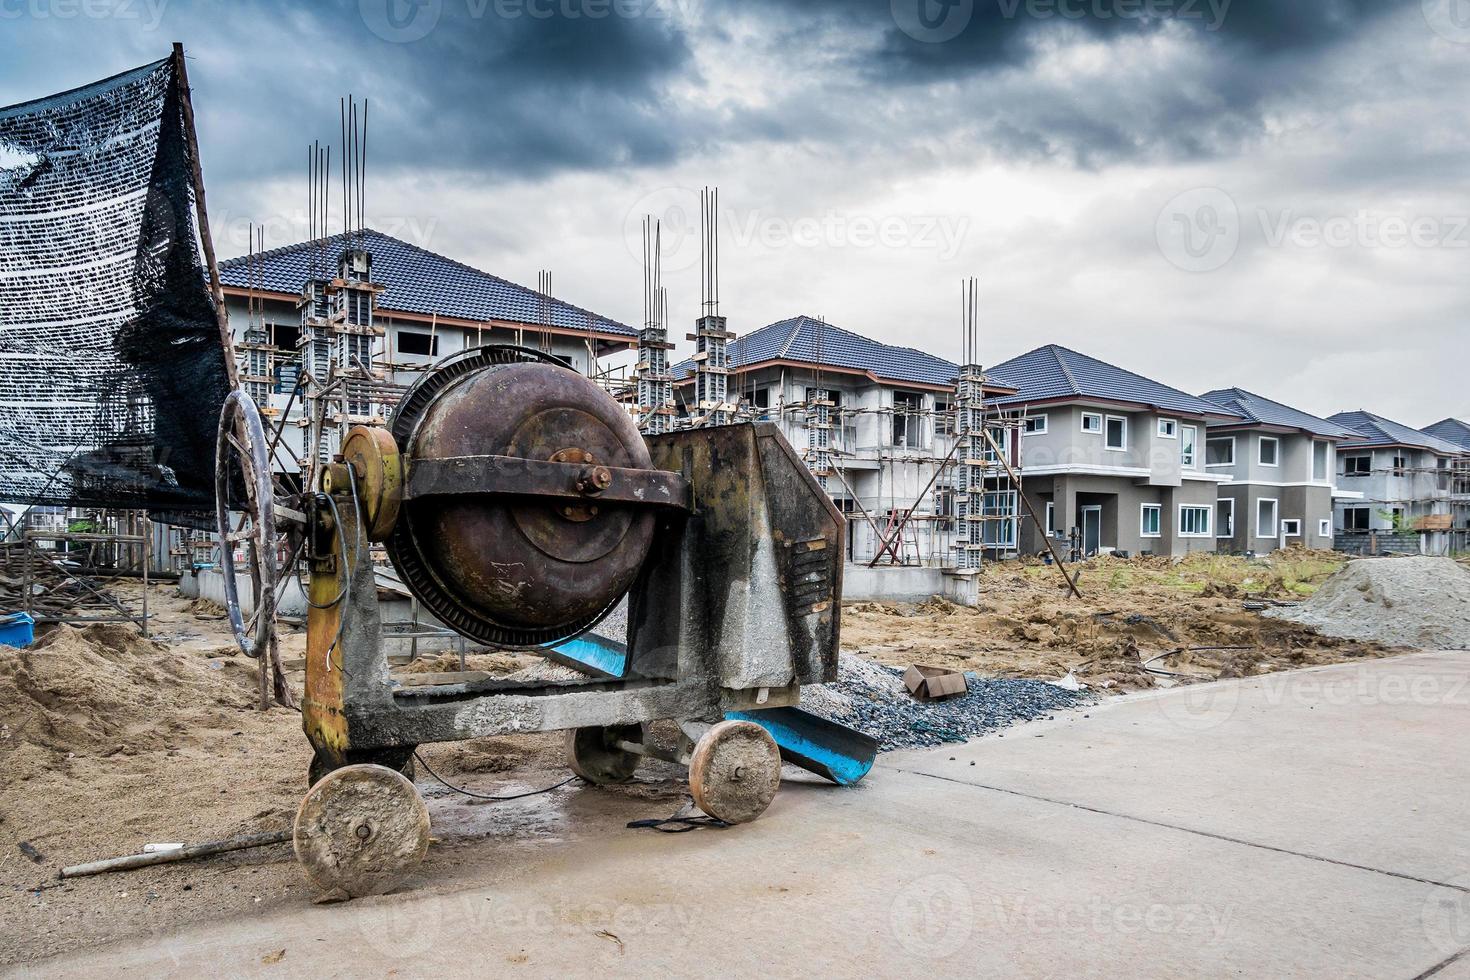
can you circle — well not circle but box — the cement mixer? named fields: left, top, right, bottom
left=217, top=345, right=871, bottom=897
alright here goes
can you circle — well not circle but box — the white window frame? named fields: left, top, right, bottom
left=1024, top=413, right=1048, bottom=436
left=1157, top=418, right=1178, bottom=439
left=1080, top=412, right=1103, bottom=434
left=1181, top=424, right=1198, bottom=468
left=1318, top=518, right=1332, bottom=538
left=1344, top=454, right=1371, bottom=477
left=1258, top=436, right=1280, bottom=468
left=1207, top=436, right=1236, bottom=468
left=1216, top=497, right=1235, bottom=538
left=1105, top=415, right=1128, bottom=452
left=1256, top=497, right=1279, bottom=539
left=1140, top=503, right=1163, bottom=538
left=1045, top=501, right=1055, bottom=535
left=1179, top=504, right=1213, bottom=538
left=1312, top=440, right=1329, bottom=483
left=1281, top=518, right=1302, bottom=538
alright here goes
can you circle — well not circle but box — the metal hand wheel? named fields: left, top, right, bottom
left=214, top=388, right=300, bottom=707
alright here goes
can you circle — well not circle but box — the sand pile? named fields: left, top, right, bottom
left=1266, top=557, right=1470, bottom=650
left=0, top=623, right=261, bottom=760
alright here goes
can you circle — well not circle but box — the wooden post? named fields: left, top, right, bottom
left=979, top=428, right=1082, bottom=600
left=141, top=515, right=150, bottom=637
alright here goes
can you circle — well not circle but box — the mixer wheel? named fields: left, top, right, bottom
left=565, top=723, right=646, bottom=784
left=294, top=764, right=430, bottom=899
left=688, top=720, right=782, bottom=825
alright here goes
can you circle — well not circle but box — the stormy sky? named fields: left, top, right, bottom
left=3, top=0, right=1468, bottom=425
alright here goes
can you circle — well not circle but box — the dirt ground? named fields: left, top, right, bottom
left=0, top=582, right=689, bottom=967
left=843, top=550, right=1396, bottom=692
left=0, top=551, right=1397, bottom=966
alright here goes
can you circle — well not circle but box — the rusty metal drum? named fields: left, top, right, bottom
left=387, top=347, right=657, bottom=647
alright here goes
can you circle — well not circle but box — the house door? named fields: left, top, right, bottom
left=1081, top=505, right=1103, bottom=556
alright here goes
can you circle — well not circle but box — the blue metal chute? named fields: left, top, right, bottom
left=548, top=632, right=878, bottom=787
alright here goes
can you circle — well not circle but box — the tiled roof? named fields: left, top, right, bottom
left=1199, top=388, right=1358, bottom=439
left=1329, top=411, right=1465, bottom=454
left=219, top=229, right=633, bottom=337
left=1422, top=417, right=1470, bottom=451
left=672, top=315, right=966, bottom=388
left=984, top=345, right=1241, bottom=418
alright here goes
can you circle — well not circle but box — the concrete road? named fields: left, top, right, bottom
left=17, top=651, right=1470, bottom=979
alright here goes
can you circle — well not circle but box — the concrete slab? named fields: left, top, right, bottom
left=19, top=653, right=1470, bottom=978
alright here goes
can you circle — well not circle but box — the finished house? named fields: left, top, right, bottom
left=1329, top=410, right=1466, bottom=555
left=985, top=345, right=1239, bottom=558
left=1197, top=388, right=1360, bottom=553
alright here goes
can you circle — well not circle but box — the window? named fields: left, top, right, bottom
left=1344, top=507, right=1371, bottom=531
left=1105, top=416, right=1128, bottom=451
left=982, top=491, right=1018, bottom=547
left=982, top=426, right=1010, bottom=464
left=1393, top=455, right=1409, bottom=477
left=892, top=392, right=923, bottom=448
left=1181, top=425, right=1198, bottom=467
left=1217, top=498, right=1235, bottom=538
left=1318, top=519, right=1332, bottom=537
left=1045, top=501, right=1055, bottom=535
left=934, top=399, right=953, bottom=436
left=1024, top=414, right=1048, bottom=435
left=1081, top=412, right=1103, bottom=433
left=397, top=330, right=438, bottom=356
left=1141, top=503, right=1163, bottom=538
left=1207, top=437, right=1235, bottom=467
left=751, top=387, right=771, bottom=409
left=1258, top=437, right=1280, bottom=467
left=1312, top=441, right=1329, bottom=482
left=1256, top=498, right=1278, bottom=538
left=1157, top=418, right=1178, bottom=438
left=1281, top=518, right=1302, bottom=537
left=270, top=322, right=300, bottom=351
left=1344, top=454, right=1371, bottom=477
left=1180, top=505, right=1212, bottom=537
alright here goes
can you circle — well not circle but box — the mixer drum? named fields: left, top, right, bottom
left=386, top=348, right=657, bottom=647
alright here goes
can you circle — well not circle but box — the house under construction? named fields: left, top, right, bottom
left=671, top=314, right=1026, bottom=566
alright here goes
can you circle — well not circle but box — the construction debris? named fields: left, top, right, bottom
left=0, top=542, right=140, bottom=627
left=58, top=831, right=291, bottom=880
left=1265, top=556, right=1470, bottom=650
left=902, top=664, right=968, bottom=702
left=801, top=654, right=1087, bottom=751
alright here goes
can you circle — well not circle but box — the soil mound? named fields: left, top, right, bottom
left=1265, top=556, right=1470, bottom=650
left=0, top=623, right=260, bottom=758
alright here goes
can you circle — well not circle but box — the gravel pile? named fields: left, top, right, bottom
left=1265, top=556, right=1470, bottom=650
left=800, top=654, right=1090, bottom=750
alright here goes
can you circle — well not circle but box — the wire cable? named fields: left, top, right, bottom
left=413, top=750, right=580, bottom=802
